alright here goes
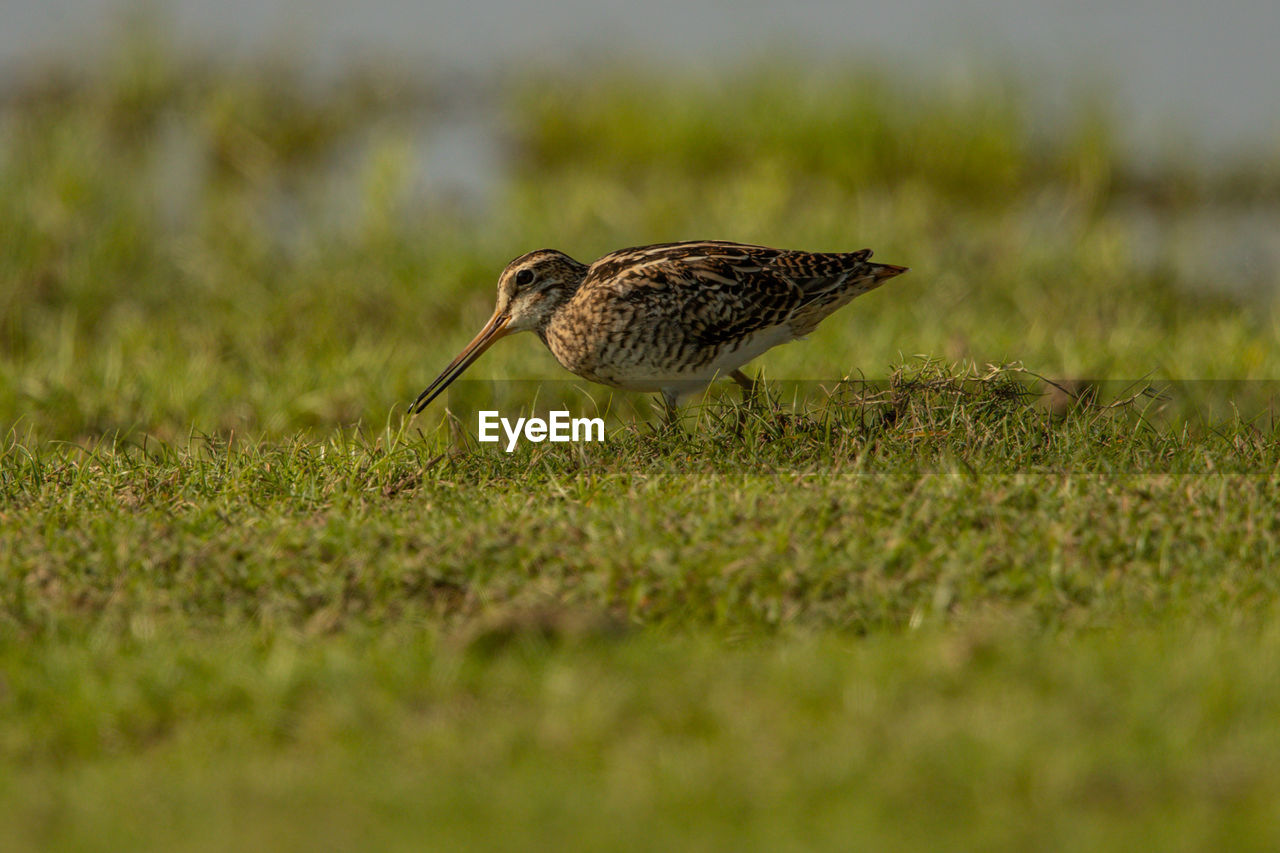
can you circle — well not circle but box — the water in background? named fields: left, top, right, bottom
left=6, top=0, right=1280, bottom=153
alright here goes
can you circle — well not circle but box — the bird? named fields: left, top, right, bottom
left=410, top=240, right=908, bottom=419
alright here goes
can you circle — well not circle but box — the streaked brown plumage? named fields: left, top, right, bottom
left=411, top=240, right=908, bottom=415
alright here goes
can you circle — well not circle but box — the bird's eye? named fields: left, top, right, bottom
left=515, top=269, right=535, bottom=286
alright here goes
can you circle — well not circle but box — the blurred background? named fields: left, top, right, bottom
left=8, top=0, right=1280, bottom=151
left=2, top=0, right=1278, bottom=441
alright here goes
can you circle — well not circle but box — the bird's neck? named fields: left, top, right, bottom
left=534, top=270, right=587, bottom=335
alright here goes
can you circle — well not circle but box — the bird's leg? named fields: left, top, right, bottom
left=730, top=369, right=759, bottom=403
left=727, top=369, right=761, bottom=435
left=660, top=389, right=681, bottom=429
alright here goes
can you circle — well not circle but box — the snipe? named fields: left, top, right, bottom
left=410, top=241, right=908, bottom=417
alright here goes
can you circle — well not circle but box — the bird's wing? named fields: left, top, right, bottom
left=582, top=242, right=876, bottom=346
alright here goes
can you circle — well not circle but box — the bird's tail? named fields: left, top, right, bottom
left=848, top=249, right=909, bottom=287
left=869, top=262, right=909, bottom=282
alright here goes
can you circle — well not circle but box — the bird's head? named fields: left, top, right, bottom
left=493, top=249, right=589, bottom=333
left=409, top=249, right=587, bottom=414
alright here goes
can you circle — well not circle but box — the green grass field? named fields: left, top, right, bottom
left=2, top=38, right=1280, bottom=850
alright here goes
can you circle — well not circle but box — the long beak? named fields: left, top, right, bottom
left=409, top=312, right=511, bottom=414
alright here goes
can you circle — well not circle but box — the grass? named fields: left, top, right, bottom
left=6, top=625, right=1280, bottom=850
left=2, top=35, right=1280, bottom=850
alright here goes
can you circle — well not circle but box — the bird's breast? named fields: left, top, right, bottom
left=543, top=300, right=646, bottom=386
